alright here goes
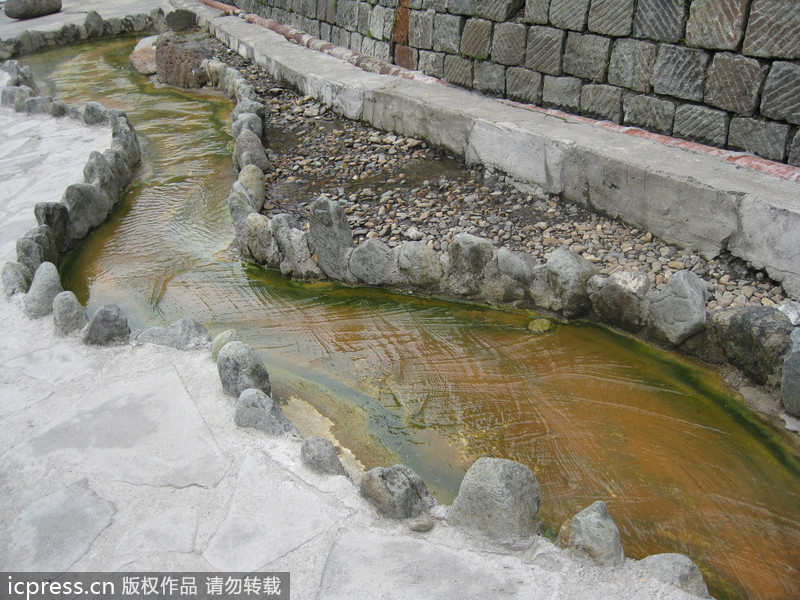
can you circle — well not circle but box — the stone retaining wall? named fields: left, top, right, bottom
left=227, top=0, right=800, bottom=166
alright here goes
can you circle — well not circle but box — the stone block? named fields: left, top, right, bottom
left=728, top=117, right=789, bottom=162
left=523, top=0, right=549, bottom=24
left=588, top=0, right=635, bottom=37
left=542, top=75, right=582, bottom=111
left=394, top=44, right=418, bottom=69
left=685, top=0, right=748, bottom=50
left=443, top=54, right=473, bottom=87
left=623, top=94, right=675, bottom=134
left=652, top=45, right=709, bottom=102
left=548, top=0, right=589, bottom=31
left=357, top=2, right=371, bottom=35
left=336, top=0, right=357, bottom=30
left=374, top=40, right=391, bottom=61
left=492, top=22, right=526, bottom=66
left=433, top=13, right=464, bottom=54
left=608, top=38, right=656, bottom=93
left=409, top=9, right=434, bottom=50
left=393, top=6, right=409, bottom=45
left=563, top=32, right=611, bottom=82
left=705, top=53, right=766, bottom=115
left=460, top=18, right=492, bottom=60
left=789, top=131, right=800, bottom=167
left=418, top=50, right=445, bottom=77
left=506, top=67, right=542, bottom=103
left=423, top=0, right=447, bottom=9
left=474, top=61, right=505, bottom=95
left=743, top=0, right=800, bottom=59
left=448, top=0, right=475, bottom=16
left=580, top=84, right=623, bottom=123
left=369, top=5, right=387, bottom=40
left=760, top=62, right=800, bottom=125
left=633, top=0, right=685, bottom=43
left=475, top=0, right=524, bottom=21
left=525, top=26, right=564, bottom=76
left=349, top=32, right=363, bottom=52
left=673, top=105, right=729, bottom=147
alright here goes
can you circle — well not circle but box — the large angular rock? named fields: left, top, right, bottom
left=155, top=33, right=211, bottom=88
left=5, top=0, right=61, bottom=20
left=234, top=388, right=296, bottom=436
left=446, top=233, right=494, bottom=296
left=2, top=262, right=32, bottom=297
left=233, top=130, right=270, bottom=173
left=710, top=306, right=792, bottom=387
left=558, top=500, right=624, bottom=566
left=83, top=304, right=130, bottom=345
left=588, top=271, right=650, bottom=332
left=359, top=464, right=435, bottom=519
left=232, top=98, right=266, bottom=123
left=639, top=553, right=711, bottom=598
left=398, top=241, right=443, bottom=289
left=271, top=215, right=323, bottom=280
left=62, top=183, right=112, bottom=242
left=301, top=436, right=347, bottom=476
left=448, top=457, right=540, bottom=546
left=53, top=291, right=87, bottom=336
left=546, top=247, right=596, bottom=318
left=308, top=196, right=354, bottom=281
left=217, top=340, right=271, bottom=398
left=16, top=225, right=57, bottom=274
left=23, top=262, right=62, bottom=319
left=349, top=238, right=399, bottom=286
left=35, top=202, right=70, bottom=253
left=237, top=164, right=265, bottom=212
left=240, top=214, right=280, bottom=267
left=136, top=317, right=211, bottom=350
left=645, top=270, right=707, bottom=346
left=782, top=329, right=800, bottom=417
left=232, top=113, right=264, bottom=143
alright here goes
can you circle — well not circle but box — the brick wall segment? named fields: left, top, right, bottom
left=623, top=94, right=675, bottom=134
left=760, top=62, right=800, bottom=125
left=652, top=45, right=709, bottom=102
left=395, top=44, right=418, bottom=69
left=548, top=0, right=590, bottom=31
left=394, top=6, right=410, bottom=44
left=492, top=22, right=527, bottom=65
left=542, top=74, right=582, bottom=110
left=633, top=0, right=685, bottom=43
left=588, top=0, right=635, bottom=37
left=506, top=67, right=542, bottom=103
left=704, top=53, right=767, bottom=116
left=673, top=105, right=729, bottom=147
left=460, top=18, right=493, bottom=59
left=525, top=25, right=564, bottom=75
left=743, top=0, right=800, bottom=59
left=563, top=32, right=611, bottom=82
left=729, top=117, right=790, bottom=162
left=608, top=38, right=656, bottom=93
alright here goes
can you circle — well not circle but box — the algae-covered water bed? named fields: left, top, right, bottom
left=24, top=38, right=800, bottom=599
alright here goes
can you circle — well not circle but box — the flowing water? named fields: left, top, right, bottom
left=23, top=38, right=800, bottom=600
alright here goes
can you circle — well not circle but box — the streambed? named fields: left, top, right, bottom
left=22, top=37, right=800, bottom=600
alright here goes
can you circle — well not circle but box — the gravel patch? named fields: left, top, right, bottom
left=210, top=38, right=786, bottom=311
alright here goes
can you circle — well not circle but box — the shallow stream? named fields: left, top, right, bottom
left=23, top=38, right=800, bottom=600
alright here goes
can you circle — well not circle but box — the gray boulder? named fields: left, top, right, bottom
left=448, top=457, right=540, bottom=546
left=398, top=241, right=442, bottom=289
left=62, top=183, right=112, bottom=242
left=639, top=553, right=710, bottom=598
left=232, top=98, right=266, bottom=123
left=240, top=214, right=280, bottom=267
left=588, top=271, right=650, bottom=332
left=0, top=60, right=37, bottom=90
left=237, top=164, right=265, bottom=212
left=155, top=33, right=211, bottom=88
left=52, top=291, right=87, bottom=336
left=782, top=329, right=800, bottom=417
left=5, top=0, right=62, bottom=20
left=136, top=317, right=211, bottom=350
left=234, top=388, right=296, bottom=435
left=84, top=10, right=104, bottom=38
left=301, top=436, right=347, bottom=476
left=50, top=100, right=68, bottom=117
left=349, top=238, right=398, bottom=286
left=710, top=306, right=792, bottom=387
left=211, top=329, right=239, bottom=361
left=528, top=264, right=559, bottom=310
left=84, top=151, right=124, bottom=204
left=23, top=262, right=62, bottom=319
left=227, top=185, right=256, bottom=235
left=24, top=96, right=53, bottom=114
left=233, top=129, right=270, bottom=173
left=82, top=102, right=108, bottom=126
left=445, top=233, right=494, bottom=297
left=232, top=113, right=264, bottom=143
left=307, top=196, right=354, bottom=281
left=2, top=262, right=32, bottom=297
left=110, top=112, right=141, bottom=168
left=557, top=500, right=624, bottom=566
left=777, top=301, right=800, bottom=326
left=271, top=216, right=323, bottom=280
left=482, top=254, right=526, bottom=305
left=646, top=270, right=708, bottom=346
left=130, top=35, right=158, bottom=75
left=16, top=225, right=57, bottom=273
left=34, top=202, right=70, bottom=253
left=360, top=464, right=435, bottom=519
left=217, top=340, right=271, bottom=397
left=497, top=247, right=538, bottom=285
left=165, top=9, right=196, bottom=31
left=546, top=247, right=596, bottom=318
left=83, top=304, right=130, bottom=345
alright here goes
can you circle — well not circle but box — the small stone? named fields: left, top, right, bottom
left=407, top=513, right=435, bottom=532
left=53, top=291, right=87, bottom=336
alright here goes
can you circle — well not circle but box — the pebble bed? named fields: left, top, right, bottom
left=210, top=39, right=787, bottom=311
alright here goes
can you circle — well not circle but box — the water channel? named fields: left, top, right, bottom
left=22, top=37, right=800, bottom=599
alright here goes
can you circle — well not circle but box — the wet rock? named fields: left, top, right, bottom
left=272, top=215, right=323, bottom=280
left=165, top=9, right=196, bottom=32
left=639, top=553, right=711, bottom=598
left=448, top=457, right=541, bottom=547
left=240, top=213, right=280, bottom=267
left=301, top=436, right=347, bottom=476
left=35, top=201, right=70, bottom=253
left=646, top=270, right=708, bottom=346
left=232, top=98, right=265, bottom=123
left=52, top=291, right=87, bottom=336
left=136, top=317, right=211, bottom=350
left=308, top=196, right=354, bottom=282
left=217, top=340, right=271, bottom=397
left=710, top=306, right=792, bottom=387
left=360, top=464, right=435, bottom=519
left=398, top=241, right=443, bottom=289
left=130, top=35, right=158, bottom=75
left=232, top=113, right=264, bottom=143
left=237, top=164, right=265, bottom=212
left=558, top=500, right=624, bottom=567
left=233, top=129, right=269, bottom=173
left=2, top=262, right=32, bottom=297
left=211, top=329, right=239, bottom=361
left=5, top=0, right=62, bottom=20
left=528, top=318, right=554, bottom=334
left=782, top=329, right=800, bottom=417
left=82, top=102, right=108, bottom=126
left=62, top=183, right=112, bottom=242
left=446, top=233, right=495, bottom=297
left=482, top=256, right=526, bottom=305
left=110, top=112, right=141, bottom=168
left=84, top=151, right=124, bottom=204
left=83, top=304, right=130, bottom=345
left=16, top=225, right=57, bottom=274
left=588, top=271, right=650, bottom=332
left=155, top=33, right=211, bottom=88
left=349, top=238, right=398, bottom=286
left=546, top=248, right=596, bottom=318
left=84, top=10, right=104, bottom=38
left=0, top=60, right=37, bottom=91
left=23, top=262, right=62, bottom=319
left=234, top=388, right=296, bottom=435
left=528, top=264, right=559, bottom=310
left=227, top=185, right=255, bottom=235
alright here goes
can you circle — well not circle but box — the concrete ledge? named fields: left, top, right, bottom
left=183, top=0, right=800, bottom=299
